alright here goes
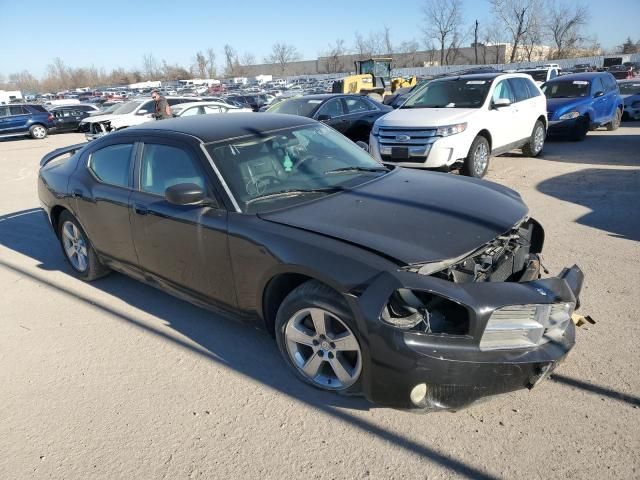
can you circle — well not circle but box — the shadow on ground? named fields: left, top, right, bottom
left=0, top=208, right=505, bottom=480
left=536, top=168, right=640, bottom=241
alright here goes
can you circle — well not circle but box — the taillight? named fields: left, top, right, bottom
left=48, top=114, right=53, bottom=121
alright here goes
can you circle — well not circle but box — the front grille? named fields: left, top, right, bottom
left=377, top=127, right=436, bottom=159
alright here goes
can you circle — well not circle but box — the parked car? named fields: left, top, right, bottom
left=608, top=64, right=635, bottom=80
left=518, top=67, right=560, bottom=86
left=79, top=97, right=202, bottom=140
left=37, top=113, right=584, bottom=411
left=623, top=62, right=640, bottom=75
left=542, top=72, right=623, bottom=140
left=49, top=105, right=95, bottom=132
left=618, top=79, right=640, bottom=120
left=267, top=94, right=392, bottom=143
left=0, top=104, right=55, bottom=139
left=172, top=101, right=252, bottom=117
left=370, top=72, right=547, bottom=177
left=572, top=63, right=595, bottom=73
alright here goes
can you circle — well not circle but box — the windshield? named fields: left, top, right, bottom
left=266, top=98, right=323, bottom=116
left=542, top=81, right=590, bottom=98
left=113, top=101, right=144, bottom=114
left=100, top=104, right=121, bottom=113
left=521, top=70, right=548, bottom=82
left=619, top=82, right=640, bottom=95
left=206, top=123, right=388, bottom=213
left=402, top=78, right=491, bottom=109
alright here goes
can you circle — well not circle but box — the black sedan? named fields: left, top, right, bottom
left=38, top=113, right=584, bottom=411
left=266, top=94, right=392, bottom=143
left=49, top=105, right=96, bottom=132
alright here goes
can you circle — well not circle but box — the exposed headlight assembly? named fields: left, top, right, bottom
left=559, top=111, right=580, bottom=120
left=436, top=123, right=467, bottom=136
left=371, top=122, right=380, bottom=136
left=480, top=302, right=575, bottom=350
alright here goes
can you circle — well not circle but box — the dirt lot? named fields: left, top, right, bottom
left=1, top=124, right=639, bottom=479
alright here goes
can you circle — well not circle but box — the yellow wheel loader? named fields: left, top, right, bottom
left=332, top=58, right=416, bottom=100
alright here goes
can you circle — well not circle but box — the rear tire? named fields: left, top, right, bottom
left=57, top=211, right=110, bottom=281
left=275, top=280, right=363, bottom=394
left=29, top=124, right=48, bottom=139
left=522, top=120, right=545, bottom=157
left=606, top=108, right=622, bottom=131
left=462, top=136, right=490, bottom=178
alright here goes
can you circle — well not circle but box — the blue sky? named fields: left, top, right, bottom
left=1, top=0, right=638, bottom=77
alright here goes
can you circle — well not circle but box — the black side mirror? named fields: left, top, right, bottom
left=317, top=114, right=331, bottom=121
left=165, top=183, right=206, bottom=205
left=355, top=141, right=369, bottom=152
left=594, top=91, right=604, bottom=98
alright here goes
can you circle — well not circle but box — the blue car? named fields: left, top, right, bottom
left=618, top=79, right=640, bottom=120
left=542, top=72, right=623, bottom=140
left=0, top=104, right=56, bottom=140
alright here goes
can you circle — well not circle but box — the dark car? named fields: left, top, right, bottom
left=608, top=65, right=635, bottom=80
left=49, top=105, right=97, bottom=133
left=225, top=94, right=267, bottom=111
left=37, top=114, right=583, bottom=411
left=266, top=94, right=392, bottom=143
left=542, top=72, right=623, bottom=140
left=0, top=104, right=56, bottom=139
left=618, top=79, right=640, bottom=120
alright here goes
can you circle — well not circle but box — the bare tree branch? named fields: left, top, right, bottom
left=265, top=43, right=301, bottom=75
left=422, top=0, right=464, bottom=65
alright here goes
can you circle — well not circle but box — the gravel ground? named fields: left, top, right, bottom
left=1, top=124, right=639, bottom=479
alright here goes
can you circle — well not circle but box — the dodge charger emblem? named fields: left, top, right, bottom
left=395, top=134, right=411, bottom=142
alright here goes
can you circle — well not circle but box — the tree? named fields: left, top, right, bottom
left=323, top=38, right=347, bottom=73
left=490, top=0, right=540, bottom=63
left=266, top=43, right=301, bottom=74
left=618, top=37, right=640, bottom=54
left=482, top=20, right=507, bottom=63
left=383, top=26, right=393, bottom=55
left=474, top=20, right=479, bottom=64
left=7, top=70, right=40, bottom=92
left=142, top=53, right=160, bottom=80
left=206, top=48, right=217, bottom=78
left=422, top=0, right=464, bottom=66
left=545, top=0, right=589, bottom=59
left=194, top=51, right=208, bottom=78
left=223, top=44, right=239, bottom=77
left=396, top=40, right=421, bottom=67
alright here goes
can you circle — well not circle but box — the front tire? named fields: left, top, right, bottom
left=462, top=135, right=490, bottom=178
left=606, top=108, right=622, bottom=131
left=522, top=120, right=545, bottom=157
left=571, top=116, right=589, bottom=141
left=275, top=281, right=363, bottom=393
left=57, top=211, right=110, bottom=281
left=29, top=124, right=48, bottom=139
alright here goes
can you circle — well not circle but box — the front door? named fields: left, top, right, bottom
left=315, top=98, right=349, bottom=134
left=487, top=79, right=519, bottom=150
left=128, top=139, right=236, bottom=307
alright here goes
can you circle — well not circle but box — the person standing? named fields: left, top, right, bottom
left=151, top=90, right=172, bottom=120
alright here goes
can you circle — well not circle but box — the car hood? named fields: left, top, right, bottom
left=80, top=113, right=119, bottom=124
left=546, top=97, right=590, bottom=117
left=259, top=168, right=528, bottom=265
left=621, top=93, right=640, bottom=102
left=375, top=107, right=476, bottom=127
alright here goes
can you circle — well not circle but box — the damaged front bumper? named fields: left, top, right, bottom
left=347, top=264, right=584, bottom=411
left=80, top=121, right=113, bottom=141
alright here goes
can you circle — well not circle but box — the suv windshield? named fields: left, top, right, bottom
left=619, top=82, right=640, bottom=95
left=402, top=78, right=491, bottom=109
left=206, top=123, right=389, bottom=213
left=542, top=81, right=590, bottom=98
left=267, top=98, right=323, bottom=116
left=520, top=70, right=548, bottom=82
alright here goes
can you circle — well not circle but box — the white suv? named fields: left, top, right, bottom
left=369, top=73, right=547, bottom=177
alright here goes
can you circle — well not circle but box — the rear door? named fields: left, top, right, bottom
left=5, top=105, right=30, bottom=134
left=507, top=78, right=536, bottom=140
left=70, top=140, right=140, bottom=269
left=0, top=106, right=10, bottom=134
left=128, top=137, right=236, bottom=306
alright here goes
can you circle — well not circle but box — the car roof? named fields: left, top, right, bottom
left=174, top=101, right=237, bottom=109
left=127, top=112, right=317, bottom=143
left=547, top=72, right=606, bottom=82
left=432, top=72, right=504, bottom=81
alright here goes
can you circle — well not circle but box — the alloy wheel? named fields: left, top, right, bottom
left=284, top=307, right=362, bottom=390
left=61, top=221, right=88, bottom=272
left=474, top=142, right=489, bottom=176
left=32, top=126, right=46, bottom=138
left=533, top=125, right=545, bottom=153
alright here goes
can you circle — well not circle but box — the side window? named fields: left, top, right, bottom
left=181, top=107, right=201, bottom=116
left=508, top=78, right=531, bottom=103
left=605, top=75, right=618, bottom=92
left=317, top=99, right=345, bottom=118
left=492, top=80, right=515, bottom=103
left=88, top=143, right=134, bottom=188
left=9, top=105, right=27, bottom=115
left=203, top=105, right=222, bottom=114
left=523, top=78, right=540, bottom=98
left=140, top=144, right=205, bottom=196
left=549, top=69, right=558, bottom=80
left=592, top=78, right=605, bottom=95
left=345, top=97, right=374, bottom=113
left=0, top=106, right=9, bottom=117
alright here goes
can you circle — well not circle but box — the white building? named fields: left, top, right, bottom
left=129, top=80, right=162, bottom=89
left=254, top=74, right=273, bottom=84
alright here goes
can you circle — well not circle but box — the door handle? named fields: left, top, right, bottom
left=134, top=204, right=148, bottom=215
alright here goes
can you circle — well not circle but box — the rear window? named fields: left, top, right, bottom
left=9, top=105, right=28, bottom=115
left=29, top=104, right=48, bottom=113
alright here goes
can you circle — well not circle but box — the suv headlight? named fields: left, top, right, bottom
left=559, top=111, right=580, bottom=120
left=480, top=302, right=575, bottom=351
left=371, top=122, right=380, bottom=136
left=436, top=123, right=467, bottom=136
